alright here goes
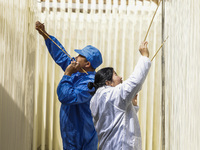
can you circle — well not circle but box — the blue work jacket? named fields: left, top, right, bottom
left=45, top=36, right=98, bottom=150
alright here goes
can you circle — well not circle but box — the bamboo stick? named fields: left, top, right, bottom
left=151, top=36, right=169, bottom=61
left=144, top=0, right=162, bottom=41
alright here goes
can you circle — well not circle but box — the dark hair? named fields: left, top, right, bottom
left=88, top=67, right=114, bottom=95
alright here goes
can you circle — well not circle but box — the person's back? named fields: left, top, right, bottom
left=58, top=72, right=98, bottom=149
left=91, top=85, right=142, bottom=149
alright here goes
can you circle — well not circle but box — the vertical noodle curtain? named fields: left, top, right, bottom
left=0, top=0, right=162, bottom=150
left=0, top=0, right=36, bottom=149
left=164, top=0, right=200, bottom=150
left=35, top=1, right=162, bottom=149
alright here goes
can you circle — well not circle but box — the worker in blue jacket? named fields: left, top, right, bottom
left=35, top=21, right=103, bottom=150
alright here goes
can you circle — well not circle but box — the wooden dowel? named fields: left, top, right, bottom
left=39, top=29, right=72, bottom=58
left=151, top=36, right=169, bottom=61
left=144, top=0, right=162, bottom=42
left=38, top=28, right=88, bottom=75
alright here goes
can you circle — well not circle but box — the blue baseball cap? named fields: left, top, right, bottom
left=74, top=45, right=103, bottom=69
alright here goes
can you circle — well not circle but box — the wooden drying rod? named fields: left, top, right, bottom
left=151, top=36, right=169, bottom=61
left=144, top=0, right=162, bottom=42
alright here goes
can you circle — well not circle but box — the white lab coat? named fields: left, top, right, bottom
left=90, top=56, right=151, bottom=150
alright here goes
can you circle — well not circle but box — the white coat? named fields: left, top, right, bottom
left=90, top=56, right=151, bottom=150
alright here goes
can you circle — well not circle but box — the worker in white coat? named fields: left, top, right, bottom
left=88, top=41, right=151, bottom=150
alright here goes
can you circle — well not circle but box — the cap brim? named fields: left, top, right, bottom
left=74, top=49, right=85, bottom=57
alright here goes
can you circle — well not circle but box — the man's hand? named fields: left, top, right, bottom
left=139, top=41, right=149, bottom=57
left=132, top=94, right=138, bottom=106
left=64, top=61, right=81, bottom=76
left=35, top=21, right=48, bottom=40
